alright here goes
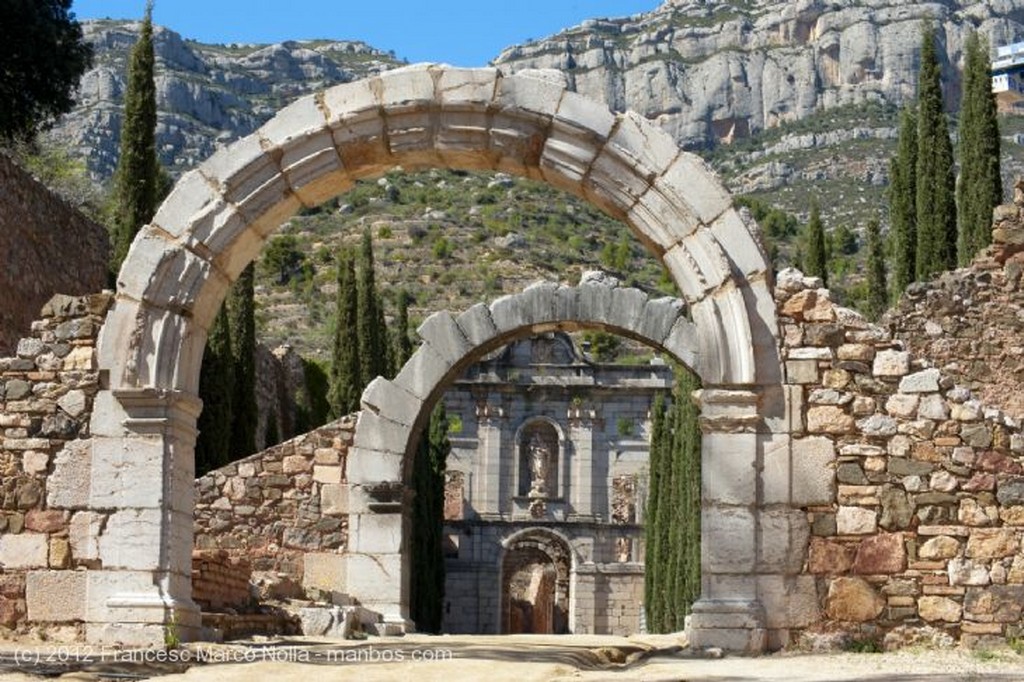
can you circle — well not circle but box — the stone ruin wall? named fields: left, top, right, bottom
left=778, top=267, right=1024, bottom=647
left=0, top=154, right=109, bottom=357
left=6, top=193, right=1024, bottom=644
left=193, top=416, right=354, bottom=582
left=0, top=293, right=112, bottom=632
left=886, top=180, right=1024, bottom=422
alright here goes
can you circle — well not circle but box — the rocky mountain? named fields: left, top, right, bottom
left=494, top=0, right=1024, bottom=222
left=49, top=19, right=402, bottom=179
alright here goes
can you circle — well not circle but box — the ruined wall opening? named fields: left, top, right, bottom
left=82, top=64, right=779, bottom=650
left=500, top=528, right=572, bottom=635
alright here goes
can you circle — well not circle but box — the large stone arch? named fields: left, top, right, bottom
left=87, top=64, right=781, bottom=649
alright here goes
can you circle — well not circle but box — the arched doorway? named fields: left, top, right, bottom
left=500, top=529, right=572, bottom=634
left=87, top=64, right=784, bottom=652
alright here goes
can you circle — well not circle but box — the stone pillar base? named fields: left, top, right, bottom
left=687, top=599, right=767, bottom=655
left=86, top=588, right=201, bottom=647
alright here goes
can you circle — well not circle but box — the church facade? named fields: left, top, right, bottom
left=439, top=333, right=673, bottom=635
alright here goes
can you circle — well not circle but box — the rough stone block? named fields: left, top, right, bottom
left=69, top=511, right=103, bottom=561
left=757, top=575, right=820, bottom=629
left=852, top=533, right=906, bottom=574
left=899, top=368, right=941, bottom=394
left=918, top=596, right=962, bottom=623
left=966, top=528, right=1019, bottom=559
left=825, top=577, right=884, bottom=622
left=313, top=465, right=342, bottom=484
left=873, top=349, right=910, bottom=377
left=25, top=571, right=86, bottom=621
left=791, top=436, right=837, bottom=506
left=302, top=552, right=347, bottom=594
left=0, top=533, right=48, bottom=569
left=836, top=506, right=877, bottom=535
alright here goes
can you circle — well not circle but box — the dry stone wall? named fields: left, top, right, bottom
left=0, top=293, right=112, bottom=631
left=0, top=155, right=109, bottom=357
left=886, top=180, right=1024, bottom=421
left=193, top=417, right=354, bottom=582
left=779, top=268, right=1024, bottom=647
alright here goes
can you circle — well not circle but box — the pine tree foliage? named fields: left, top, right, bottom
left=0, top=0, right=93, bottom=141
left=228, top=263, right=258, bottom=459
left=195, top=307, right=234, bottom=476
left=328, top=248, right=360, bottom=418
left=889, top=106, right=918, bottom=297
left=357, top=228, right=386, bottom=387
left=644, top=366, right=701, bottom=633
left=803, top=201, right=828, bottom=286
left=957, top=31, right=1002, bottom=265
left=109, top=2, right=159, bottom=279
left=915, top=22, right=957, bottom=280
left=865, top=219, right=888, bottom=322
left=409, top=402, right=451, bottom=633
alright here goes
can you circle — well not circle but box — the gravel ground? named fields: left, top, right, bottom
left=1, top=634, right=1023, bottom=681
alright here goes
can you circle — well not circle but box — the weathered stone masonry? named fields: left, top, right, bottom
left=0, top=293, right=112, bottom=630
left=779, top=265, right=1024, bottom=647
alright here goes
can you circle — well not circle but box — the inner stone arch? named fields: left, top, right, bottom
left=499, top=527, right=574, bottom=635
left=87, top=63, right=781, bottom=649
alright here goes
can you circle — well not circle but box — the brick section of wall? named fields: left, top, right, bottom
left=886, top=180, right=1024, bottom=421
left=191, top=550, right=254, bottom=612
left=193, top=417, right=354, bottom=582
left=779, top=267, right=1024, bottom=648
left=0, top=293, right=113, bottom=630
left=0, top=155, right=109, bottom=356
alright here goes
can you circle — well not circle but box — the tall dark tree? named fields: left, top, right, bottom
left=356, top=228, right=386, bottom=387
left=328, top=248, right=360, bottom=418
left=393, top=289, right=414, bottom=370
left=643, top=393, right=668, bottom=632
left=889, top=106, right=918, bottom=297
left=915, top=22, right=957, bottom=280
left=195, top=307, right=234, bottom=475
left=957, top=31, right=1002, bottom=265
left=668, top=368, right=701, bottom=630
left=409, top=402, right=451, bottom=633
left=228, top=263, right=258, bottom=458
left=109, top=2, right=160, bottom=279
left=803, top=200, right=828, bottom=286
left=865, top=219, right=888, bottom=321
left=0, top=0, right=93, bottom=141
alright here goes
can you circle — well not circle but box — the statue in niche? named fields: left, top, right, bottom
left=527, top=432, right=550, bottom=498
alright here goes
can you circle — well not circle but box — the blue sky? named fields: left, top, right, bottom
left=72, top=1, right=660, bottom=66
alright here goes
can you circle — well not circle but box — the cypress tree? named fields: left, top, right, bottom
left=393, top=289, right=414, bottom=369
left=643, top=393, right=668, bottom=632
left=357, top=228, right=385, bottom=387
left=328, top=248, right=360, bottom=418
left=865, top=219, right=888, bottom=321
left=889, top=106, right=917, bottom=296
left=669, top=368, right=701, bottom=629
left=409, top=402, right=451, bottom=633
left=109, top=1, right=159, bottom=279
left=803, top=200, right=828, bottom=286
left=196, top=307, right=234, bottom=476
left=915, top=22, right=957, bottom=280
left=228, top=263, right=257, bottom=459
left=957, top=32, right=1002, bottom=265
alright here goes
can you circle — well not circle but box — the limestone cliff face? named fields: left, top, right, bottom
left=50, top=20, right=401, bottom=179
left=494, top=0, right=1024, bottom=150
